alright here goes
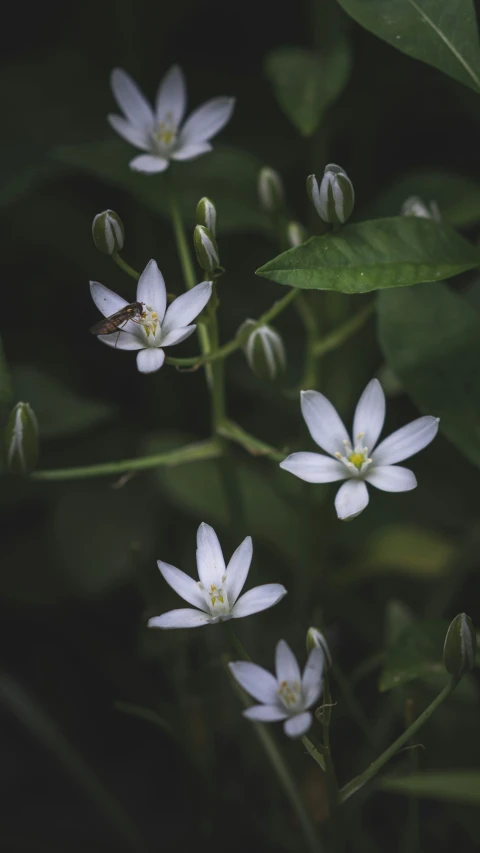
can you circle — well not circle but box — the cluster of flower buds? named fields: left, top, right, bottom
left=92, top=209, right=125, bottom=255
left=307, top=163, right=355, bottom=225
left=401, top=195, right=441, bottom=221
left=5, top=402, right=38, bottom=474
left=194, top=197, right=221, bottom=276
left=443, top=613, right=477, bottom=678
left=238, top=320, right=286, bottom=381
left=258, top=166, right=285, bottom=215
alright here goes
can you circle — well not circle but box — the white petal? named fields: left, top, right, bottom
left=243, top=705, right=288, bottom=722
left=352, top=378, right=386, bottom=453
left=275, top=640, right=301, bottom=685
left=157, top=560, right=208, bottom=612
left=279, top=452, right=348, bottom=484
left=300, top=390, right=350, bottom=456
left=225, top=536, right=253, bottom=605
left=231, top=584, right=286, bottom=619
left=365, top=465, right=417, bottom=492
left=284, top=712, right=312, bottom=738
left=129, top=154, right=169, bottom=173
left=162, top=281, right=212, bottom=335
left=148, top=609, right=212, bottom=629
left=334, top=479, right=369, bottom=520
left=107, top=115, right=150, bottom=150
left=136, top=259, right=167, bottom=319
left=90, top=281, right=128, bottom=318
left=228, top=661, right=279, bottom=704
left=136, top=348, right=165, bottom=373
left=110, top=68, right=154, bottom=130
left=159, top=325, right=196, bottom=347
left=373, top=416, right=440, bottom=465
left=171, top=142, right=213, bottom=161
left=196, top=522, right=225, bottom=588
left=302, top=648, right=324, bottom=708
left=155, top=64, right=186, bottom=126
left=180, top=97, right=235, bottom=145
left=98, top=330, right=144, bottom=350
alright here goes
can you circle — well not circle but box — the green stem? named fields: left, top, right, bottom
left=331, top=661, right=376, bottom=749
left=302, top=735, right=326, bottom=771
left=312, top=303, right=374, bottom=359
left=295, top=293, right=319, bottom=388
left=218, top=419, right=285, bottom=462
left=112, top=252, right=140, bottom=281
left=321, top=675, right=343, bottom=851
left=339, top=676, right=460, bottom=803
left=168, top=191, right=196, bottom=291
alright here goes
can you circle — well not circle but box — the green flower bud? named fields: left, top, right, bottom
left=286, top=221, right=307, bottom=247
left=307, top=164, right=354, bottom=225
left=5, top=402, right=39, bottom=474
left=401, top=195, right=441, bottom=221
left=306, top=627, right=332, bottom=669
left=194, top=225, right=220, bottom=275
left=196, top=197, right=217, bottom=237
left=92, top=210, right=125, bottom=255
left=238, top=320, right=286, bottom=381
left=444, top=613, right=477, bottom=678
left=258, top=166, right=285, bottom=214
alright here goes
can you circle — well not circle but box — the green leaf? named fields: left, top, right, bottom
left=379, top=619, right=448, bottom=691
left=256, top=217, right=480, bottom=293
left=381, top=772, right=480, bottom=804
left=335, top=0, right=480, bottom=93
left=264, top=39, right=351, bottom=136
left=377, top=282, right=480, bottom=468
left=369, top=170, right=480, bottom=228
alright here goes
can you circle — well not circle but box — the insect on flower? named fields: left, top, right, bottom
left=89, top=301, right=144, bottom=339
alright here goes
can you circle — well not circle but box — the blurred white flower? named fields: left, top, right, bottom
left=90, top=259, right=212, bottom=373
left=108, top=65, right=235, bottom=173
left=280, top=379, right=439, bottom=521
left=401, top=196, right=441, bottom=220
left=229, top=640, right=324, bottom=738
left=148, top=522, right=287, bottom=628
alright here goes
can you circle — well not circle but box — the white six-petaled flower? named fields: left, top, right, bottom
left=280, top=379, right=439, bottom=521
left=148, top=522, right=287, bottom=629
left=108, top=65, right=235, bottom=173
left=229, top=640, right=324, bottom=738
left=90, top=259, right=212, bottom=373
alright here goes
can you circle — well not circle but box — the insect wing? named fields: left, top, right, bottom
left=90, top=302, right=142, bottom=335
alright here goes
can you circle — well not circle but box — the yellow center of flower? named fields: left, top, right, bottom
left=278, top=680, right=301, bottom=708
left=209, top=583, right=225, bottom=607
left=348, top=452, right=365, bottom=470
left=141, top=307, right=159, bottom=338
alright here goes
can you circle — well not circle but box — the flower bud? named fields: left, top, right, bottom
left=286, top=221, right=307, bottom=247
left=401, top=195, right=441, bottom=221
left=258, top=167, right=285, bottom=214
left=443, top=613, right=477, bottom=678
left=194, top=225, right=220, bottom=275
left=5, top=402, right=39, bottom=475
left=196, top=197, right=217, bottom=237
left=92, top=210, right=125, bottom=255
left=307, top=164, right=354, bottom=225
left=306, top=627, right=332, bottom=669
left=238, top=320, right=286, bottom=381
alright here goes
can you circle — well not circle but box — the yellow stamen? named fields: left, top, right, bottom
left=348, top=452, right=364, bottom=469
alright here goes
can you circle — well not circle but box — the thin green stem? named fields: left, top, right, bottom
left=112, top=252, right=140, bottom=281
left=302, top=735, right=326, bottom=771
left=321, top=675, right=343, bottom=852
left=295, top=293, right=319, bottom=388
left=168, top=191, right=196, bottom=291
left=331, top=661, right=376, bottom=749
left=339, top=676, right=460, bottom=803
left=218, top=419, right=285, bottom=462
left=312, top=302, right=374, bottom=359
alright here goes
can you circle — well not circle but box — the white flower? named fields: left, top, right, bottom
left=401, top=195, right=441, bottom=221
left=148, top=522, right=287, bottom=628
left=108, top=65, right=235, bottom=173
left=280, top=378, right=439, bottom=521
left=90, top=259, right=212, bottom=373
left=229, top=640, right=324, bottom=738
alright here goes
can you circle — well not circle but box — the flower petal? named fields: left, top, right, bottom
left=148, top=609, right=212, bottom=629
left=352, top=378, right=386, bottom=453
left=129, top=154, right=169, bottom=173
left=159, top=325, right=196, bottom=347
left=334, top=479, right=369, bottom=520
left=180, top=97, right=235, bottom=144
left=232, top=584, right=286, bottom=619
left=157, top=560, right=208, bottom=612
left=225, top=536, right=253, bottom=605
left=283, top=712, right=312, bottom=738
left=279, top=452, right=348, bottom=484
left=107, top=115, right=150, bottom=149
left=90, top=281, right=128, bottom=318
left=373, top=416, right=440, bottom=465
left=302, top=647, right=324, bottom=708
left=162, top=281, right=212, bottom=335
left=243, top=705, right=288, bottom=722
left=300, top=390, right=350, bottom=456
left=275, top=640, right=301, bottom=685
left=228, top=661, right=279, bottom=704
left=98, top=330, right=144, bottom=350
left=171, top=142, right=213, bottom=161
left=136, top=259, right=167, bottom=320
left=136, top=348, right=165, bottom=373
left=365, top=465, right=417, bottom=492
left=110, top=68, right=154, bottom=129
left=155, top=64, right=186, bottom=126
left=196, top=522, right=225, bottom=588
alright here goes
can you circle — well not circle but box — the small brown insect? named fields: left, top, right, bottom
left=90, top=301, right=144, bottom=336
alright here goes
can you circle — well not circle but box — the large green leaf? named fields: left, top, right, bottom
left=379, top=619, right=448, bottom=691
left=335, top=0, right=480, bottom=93
left=381, top=772, right=480, bottom=804
left=256, top=217, right=480, bottom=293
left=369, top=170, right=480, bottom=228
left=377, top=282, right=480, bottom=468
left=264, top=39, right=351, bottom=136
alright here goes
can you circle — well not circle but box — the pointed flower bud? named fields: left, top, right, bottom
left=92, top=210, right=125, bottom=255
left=401, top=195, right=441, bottom=221
left=306, top=627, right=332, bottom=669
left=238, top=320, right=286, bottom=381
left=5, top=402, right=39, bottom=475
left=443, top=613, right=477, bottom=678
left=196, top=197, right=217, bottom=237
left=258, top=166, right=285, bottom=214
left=286, top=221, right=307, bottom=247
left=307, top=164, right=354, bottom=225
left=194, top=225, right=220, bottom=276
